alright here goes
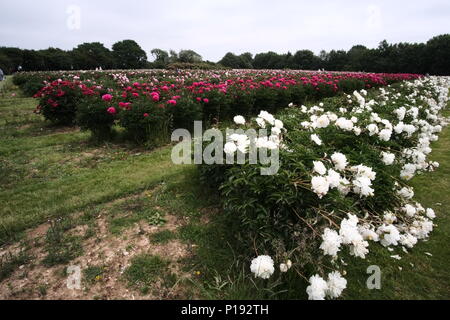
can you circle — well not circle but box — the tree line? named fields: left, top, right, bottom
left=0, top=34, right=449, bottom=75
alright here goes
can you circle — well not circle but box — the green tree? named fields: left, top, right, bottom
left=151, top=48, right=170, bottom=68
left=41, top=48, right=72, bottom=71
left=346, top=45, right=369, bottom=71
left=425, top=34, right=450, bottom=75
left=178, top=50, right=203, bottom=63
left=0, top=47, right=24, bottom=72
left=21, top=50, right=46, bottom=71
left=219, top=52, right=242, bottom=68
left=326, top=50, right=350, bottom=71
left=112, top=40, right=148, bottom=69
left=292, top=50, right=321, bottom=70
left=71, top=42, right=114, bottom=70
left=0, top=53, right=14, bottom=74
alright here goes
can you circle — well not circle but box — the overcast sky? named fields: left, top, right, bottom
left=1, top=0, right=449, bottom=61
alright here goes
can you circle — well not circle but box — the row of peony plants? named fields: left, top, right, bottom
left=199, top=76, right=449, bottom=299
left=31, top=70, right=422, bottom=144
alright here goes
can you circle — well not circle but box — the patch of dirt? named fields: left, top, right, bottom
left=0, top=194, right=194, bottom=300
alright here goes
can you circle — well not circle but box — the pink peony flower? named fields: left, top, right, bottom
left=167, top=100, right=177, bottom=105
left=102, top=94, right=113, bottom=102
left=143, top=113, right=149, bottom=117
left=107, top=107, right=117, bottom=115
left=151, top=93, right=160, bottom=102
left=203, top=98, right=209, bottom=103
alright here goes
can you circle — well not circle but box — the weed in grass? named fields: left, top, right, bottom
left=146, top=209, right=166, bottom=226
left=83, top=265, right=105, bottom=284
left=42, top=218, right=83, bottom=267
left=150, top=230, right=177, bottom=244
left=108, top=197, right=167, bottom=234
left=123, top=254, right=175, bottom=293
left=178, top=224, right=209, bottom=244
left=0, top=249, right=31, bottom=282
left=38, top=284, right=48, bottom=297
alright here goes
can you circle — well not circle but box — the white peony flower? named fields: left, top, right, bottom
left=381, top=152, right=395, bottom=165
left=335, top=118, right=354, bottom=131
left=311, top=134, right=323, bottom=146
left=271, top=127, right=282, bottom=136
left=320, top=228, right=342, bottom=257
left=313, top=161, right=327, bottom=176
left=349, top=240, right=369, bottom=259
left=337, top=178, right=351, bottom=196
left=316, top=115, right=330, bottom=128
left=353, top=176, right=375, bottom=197
left=358, top=225, right=379, bottom=242
left=224, top=142, right=237, bottom=155
left=378, top=224, right=401, bottom=247
left=367, top=124, right=379, bottom=136
left=306, top=275, right=328, bottom=300
left=384, top=212, right=397, bottom=225
left=400, top=164, right=417, bottom=180
left=426, top=208, right=436, bottom=219
left=274, top=119, right=284, bottom=129
left=378, top=129, right=392, bottom=142
left=233, top=115, right=246, bottom=125
left=326, top=271, right=347, bottom=299
left=258, top=111, right=275, bottom=125
left=403, top=204, right=417, bottom=218
left=340, top=215, right=363, bottom=245
left=400, top=233, right=418, bottom=249
left=331, top=153, right=348, bottom=171
left=398, top=187, right=414, bottom=199
left=250, top=256, right=275, bottom=279
left=326, top=169, right=341, bottom=189
left=256, top=117, right=266, bottom=128
left=311, top=176, right=330, bottom=199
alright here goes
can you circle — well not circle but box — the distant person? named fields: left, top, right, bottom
left=0, top=68, right=4, bottom=81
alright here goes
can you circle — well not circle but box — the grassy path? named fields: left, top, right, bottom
left=0, top=90, right=186, bottom=244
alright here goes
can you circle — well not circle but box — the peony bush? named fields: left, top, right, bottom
left=200, top=76, right=449, bottom=299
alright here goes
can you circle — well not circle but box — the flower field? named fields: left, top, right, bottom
left=13, top=70, right=421, bottom=144
left=0, top=70, right=449, bottom=300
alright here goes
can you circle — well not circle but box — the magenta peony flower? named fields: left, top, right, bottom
left=203, top=98, right=209, bottom=103
left=151, top=93, right=160, bottom=102
left=107, top=107, right=117, bottom=115
left=102, top=94, right=113, bottom=102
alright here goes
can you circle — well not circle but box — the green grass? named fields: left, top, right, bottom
left=42, top=218, right=83, bottom=267
left=83, top=265, right=105, bottom=284
left=150, top=230, right=177, bottom=244
left=0, top=249, right=31, bottom=282
left=0, top=90, right=188, bottom=244
left=0, top=82, right=449, bottom=300
left=123, top=254, right=174, bottom=294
